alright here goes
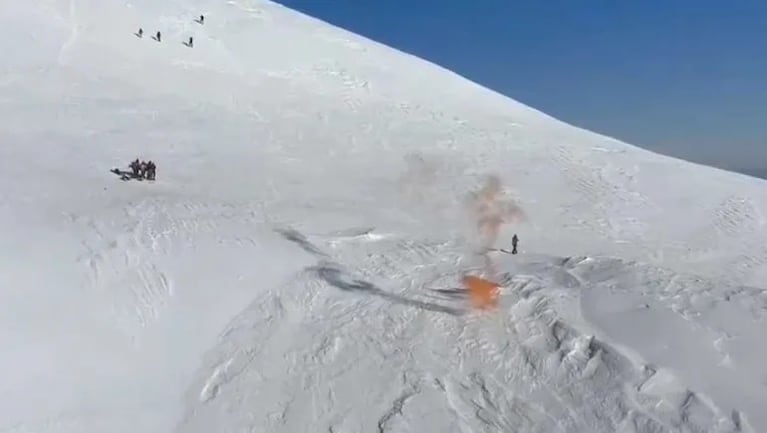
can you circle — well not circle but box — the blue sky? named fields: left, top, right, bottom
left=277, top=0, right=766, bottom=176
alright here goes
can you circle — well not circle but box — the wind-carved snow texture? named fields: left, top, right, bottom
left=177, top=233, right=754, bottom=432
left=72, top=203, right=174, bottom=339
left=2, top=0, right=767, bottom=432
left=69, top=197, right=268, bottom=340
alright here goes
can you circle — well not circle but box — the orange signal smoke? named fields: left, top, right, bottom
left=462, top=275, right=499, bottom=310
left=469, top=174, right=525, bottom=249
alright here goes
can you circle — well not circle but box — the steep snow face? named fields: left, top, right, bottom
left=1, top=1, right=766, bottom=433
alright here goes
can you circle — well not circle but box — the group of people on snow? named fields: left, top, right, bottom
left=129, top=159, right=157, bottom=181
left=135, top=15, right=203, bottom=47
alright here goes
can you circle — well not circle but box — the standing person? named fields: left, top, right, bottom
left=129, top=158, right=140, bottom=177
left=155, top=31, right=161, bottom=42
left=146, top=161, right=156, bottom=180
left=136, top=28, right=143, bottom=38
left=199, top=15, right=204, bottom=24
left=511, top=234, right=519, bottom=255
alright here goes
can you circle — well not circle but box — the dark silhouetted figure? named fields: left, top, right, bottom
left=145, top=161, right=156, bottom=180
left=136, top=28, right=143, bottom=38
left=155, top=31, right=161, bottom=42
left=184, top=36, right=193, bottom=47
left=511, top=234, right=519, bottom=255
left=198, top=15, right=204, bottom=24
left=129, top=158, right=140, bottom=177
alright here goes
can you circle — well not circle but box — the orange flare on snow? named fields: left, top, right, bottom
left=462, top=275, right=499, bottom=310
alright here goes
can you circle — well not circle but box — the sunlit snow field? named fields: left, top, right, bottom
left=1, top=1, right=766, bottom=432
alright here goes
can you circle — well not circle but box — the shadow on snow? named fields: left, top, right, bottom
left=274, top=226, right=464, bottom=316
left=310, top=262, right=464, bottom=317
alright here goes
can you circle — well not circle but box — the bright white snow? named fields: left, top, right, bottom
left=1, top=1, right=766, bottom=432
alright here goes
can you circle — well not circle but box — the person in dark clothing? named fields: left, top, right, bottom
left=136, top=28, right=143, bottom=38
left=199, top=15, right=204, bottom=24
left=145, top=161, right=156, bottom=180
left=186, top=36, right=193, bottom=47
left=129, top=158, right=140, bottom=177
left=511, top=234, right=519, bottom=255
left=155, top=31, right=161, bottom=42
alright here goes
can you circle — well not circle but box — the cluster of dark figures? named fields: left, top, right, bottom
left=135, top=14, right=204, bottom=48
left=129, top=159, right=157, bottom=181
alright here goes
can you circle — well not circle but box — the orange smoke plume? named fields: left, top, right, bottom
left=462, top=275, right=499, bottom=310
left=468, top=175, right=524, bottom=249
left=461, top=175, right=521, bottom=310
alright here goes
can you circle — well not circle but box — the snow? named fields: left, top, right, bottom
left=1, top=0, right=766, bottom=432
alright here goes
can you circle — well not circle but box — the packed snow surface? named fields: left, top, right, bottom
left=2, top=1, right=766, bottom=432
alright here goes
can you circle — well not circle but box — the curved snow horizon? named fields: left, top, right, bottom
left=1, top=1, right=765, bottom=432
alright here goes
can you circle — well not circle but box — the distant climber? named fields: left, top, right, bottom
left=155, top=31, right=161, bottom=42
left=197, top=14, right=204, bottom=24
left=185, top=36, right=193, bottom=48
left=136, top=28, right=143, bottom=38
left=145, top=160, right=156, bottom=180
left=511, top=234, right=519, bottom=255
left=129, top=158, right=140, bottom=177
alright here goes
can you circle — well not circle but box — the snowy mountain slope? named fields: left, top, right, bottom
left=1, top=0, right=766, bottom=432
left=176, top=233, right=765, bottom=433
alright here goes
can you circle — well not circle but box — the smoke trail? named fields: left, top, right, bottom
left=467, top=174, right=525, bottom=250
left=396, top=162, right=526, bottom=310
